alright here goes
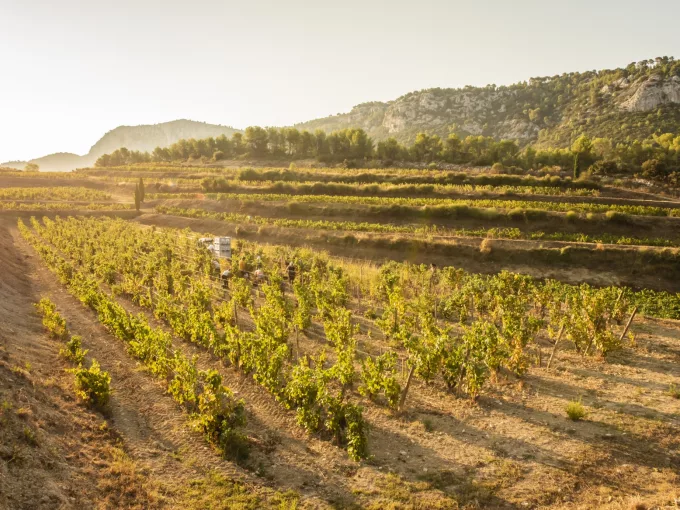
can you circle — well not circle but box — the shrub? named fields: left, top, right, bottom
left=588, top=160, right=618, bottom=176
left=565, top=210, right=579, bottom=223
left=471, top=207, right=500, bottom=221
left=71, top=360, right=111, bottom=410
left=507, top=208, right=525, bottom=221
left=491, top=162, right=505, bottom=173
left=641, top=159, right=669, bottom=180
left=60, top=335, right=88, bottom=365
left=480, top=239, right=493, bottom=254
left=23, top=426, right=38, bottom=446
left=523, top=208, right=548, bottom=221
left=212, top=150, right=225, bottom=162
left=605, top=210, right=630, bottom=223
left=668, top=384, right=680, bottom=399
left=565, top=400, right=586, bottom=421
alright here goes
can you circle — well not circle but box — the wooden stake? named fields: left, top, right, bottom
left=613, top=289, right=624, bottom=309
left=398, top=365, right=416, bottom=412
left=619, top=306, right=638, bottom=342
left=546, top=324, right=565, bottom=370
left=296, top=327, right=300, bottom=361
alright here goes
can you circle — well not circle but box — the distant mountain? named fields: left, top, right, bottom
left=2, top=153, right=86, bottom=173
left=6, top=58, right=680, bottom=171
left=86, top=119, right=239, bottom=158
left=3, top=120, right=240, bottom=172
left=294, top=57, right=680, bottom=147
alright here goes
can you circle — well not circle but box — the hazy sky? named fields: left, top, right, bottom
left=1, top=0, right=679, bottom=162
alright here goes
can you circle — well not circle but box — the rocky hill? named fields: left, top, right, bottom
left=5, top=58, right=680, bottom=171
left=295, top=57, right=680, bottom=147
left=3, top=120, right=239, bottom=172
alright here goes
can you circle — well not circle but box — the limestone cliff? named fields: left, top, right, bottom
left=620, top=75, right=680, bottom=112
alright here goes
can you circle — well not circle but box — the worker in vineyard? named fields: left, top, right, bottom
left=253, top=267, right=265, bottom=285
left=238, top=257, right=247, bottom=278
left=212, top=258, right=221, bottom=275
left=286, top=260, right=297, bottom=283
left=221, top=268, right=232, bottom=288
left=429, top=263, right=439, bottom=288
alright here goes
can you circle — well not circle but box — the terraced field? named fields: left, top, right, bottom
left=1, top=166, right=679, bottom=509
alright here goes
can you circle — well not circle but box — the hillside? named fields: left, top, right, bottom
left=87, top=119, right=239, bottom=158
left=295, top=57, right=680, bottom=147
left=2, top=120, right=240, bottom=172
left=6, top=58, right=680, bottom=172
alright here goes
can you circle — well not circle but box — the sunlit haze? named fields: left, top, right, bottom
left=1, top=0, right=679, bottom=162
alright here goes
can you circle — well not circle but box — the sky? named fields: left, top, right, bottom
left=1, top=0, right=679, bottom=163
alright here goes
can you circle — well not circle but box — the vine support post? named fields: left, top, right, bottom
left=456, top=345, right=471, bottom=395
left=546, top=324, right=565, bottom=370
left=619, top=306, right=638, bottom=342
left=359, top=265, right=363, bottom=299
left=613, top=289, right=624, bottom=315
left=295, top=327, right=300, bottom=361
left=398, top=364, right=415, bottom=412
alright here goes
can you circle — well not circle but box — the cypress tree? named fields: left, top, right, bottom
left=573, top=153, right=581, bottom=180
left=138, top=177, right=145, bottom=202
left=134, top=184, right=141, bottom=212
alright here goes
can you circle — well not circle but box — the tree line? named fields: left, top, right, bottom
left=94, top=127, right=680, bottom=187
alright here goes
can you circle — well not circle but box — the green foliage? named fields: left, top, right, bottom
left=91, top=57, right=680, bottom=186
left=343, top=402, right=369, bottom=462
left=563, top=286, right=626, bottom=356
left=22, top=219, right=251, bottom=458
left=292, top=281, right=313, bottom=334
left=0, top=187, right=110, bottom=201
left=358, top=352, right=401, bottom=408
left=22, top=213, right=680, bottom=466
left=565, top=400, right=587, bottom=421
left=192, top=369, right=248, bottom=460
left=284, top=354, right=328, bottom=433
left=70, top=360, right=111, bottom=410
left=35, top=297, right=69, bottom=341
left=60, top=335, right=88, bottom=365
left=168, top=353, right=199, bottom=408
